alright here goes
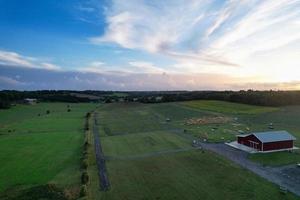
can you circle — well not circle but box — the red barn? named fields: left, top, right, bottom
left=237, top=131, right=296, bottom=152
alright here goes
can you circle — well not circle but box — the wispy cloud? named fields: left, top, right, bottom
left=128, top=61, right=165, bottom=74
left=0, top=50, right=62, bottom=71
left=89, top=0, right=300, bottom=81
left=78, top=60, right=165, bottom=75
left=0, top=50, right=35, bottom=67
left=0, top=75, right=28, bottom=86
left=1, top=65, right=299, bottom=91
left=1, top=1, right=299, bottom=91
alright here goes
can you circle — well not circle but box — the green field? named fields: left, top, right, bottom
left=98, top=103, right=210, bottom=136
left=0, top=103, right=96, bottom=199
left=96, top=102, right=300, bottom=165
left=239, top=105, right=300, bottom=165
left=87, top=101, right=299, bottom=199
left=182, top=100, right=278, bottom=114
left=97, top=151, right=296, bottom=200
left=1, top=100, right=300, bottom=199
left=102, top=131, right=191, bottom=157
left=249, top=151, right=300, bottom=166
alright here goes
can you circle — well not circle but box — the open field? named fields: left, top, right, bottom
left=87, top=101, right=300, bottom=199
left=249, top=151, right=300, bottom=166
left=102, top=131, right=191, bottom=157
left=97, top=103, right=211, bottom=136
left=96, top=150, right=296, bottom=200
left=181, top=100, right=278, bottom=114
left=1, top=100, right=300, bottom=199
left=97, top=102, right=300, bottom=165
left=0, top=103, right=96, bottom=199
left=238, top=106, right=300, bottom=166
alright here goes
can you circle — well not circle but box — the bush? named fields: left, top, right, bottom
left=82, top=159, right=88, bottom=170
left=81, top=171, right=89, bottom=184
left=86, top=112, right=91, bottom=118
left=84, top=141, right=89, bottom=149
left=84, top=118, right=89, bottom=131
left=46, top=110, right=50, bottom=114
left=80, top=185, right=88, bottom=197
left=67, top=108, right=71, bottom=112
left=4, top=184, right=68, bottom=200
left=85, top=122, right=89, bottom=131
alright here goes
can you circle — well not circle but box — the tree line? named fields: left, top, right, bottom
left=126, top=90, right=300, bottom=106
left=0, top=90, right=91, bottom=109
left=1, top=90, right=300, bottom=109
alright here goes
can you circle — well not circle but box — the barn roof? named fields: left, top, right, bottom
left=252, top=131, right=296, bottom=143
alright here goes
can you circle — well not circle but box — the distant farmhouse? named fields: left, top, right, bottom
left=24, top=98, right=37, bottom=105
left=236, top=131, right=296, bottom=153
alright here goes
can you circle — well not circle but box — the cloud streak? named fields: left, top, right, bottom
left=0, top=50, right=62, bottom=71
left=90, top=0, right=300, bottom=81
left=1, top=65, right=299, bottom=91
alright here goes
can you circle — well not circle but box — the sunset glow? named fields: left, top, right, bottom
left=0, top=0, right=299, bottom=90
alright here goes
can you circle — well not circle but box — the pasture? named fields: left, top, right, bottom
left=0, top=103, right=96, bottom=198
left=181, top=100, right=278, bottom=114
left=88, top=101, right=299, bottom=199
left=1, top=100, right=300, bottom=199
left=102, top=131, right=191, bottom=157
left=96, top=151, right=296, bottom=200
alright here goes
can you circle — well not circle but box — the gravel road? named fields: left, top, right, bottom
left=93, top=113, right=110, bottom=191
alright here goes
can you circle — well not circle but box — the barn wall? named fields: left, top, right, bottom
left=237, top=135, right=262, bottom=150
left=262, top=140, right=293, bottom=151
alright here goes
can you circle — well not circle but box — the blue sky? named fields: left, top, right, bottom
left=0, top=0, right=299, bottom=90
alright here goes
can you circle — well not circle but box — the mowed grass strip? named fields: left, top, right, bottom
left=98, top=103, right=169, bottom=135
left=182, top=100, right=278, bottom=114
left=0, top=103, right=96, bottom=192
left=97, top=150, right=297, bottom=200
left=101, top=131, right=191, bottom=157
left=249, top=151, right=300, bottom=166
left=149, top=103, right=212, bottom=121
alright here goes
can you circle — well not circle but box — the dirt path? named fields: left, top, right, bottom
left=93, top=112, right=110, bottom=191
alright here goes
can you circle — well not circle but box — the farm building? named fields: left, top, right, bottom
left=237, top=131, right=296, bottom=152
left=23, top=98, right=37, bottom=105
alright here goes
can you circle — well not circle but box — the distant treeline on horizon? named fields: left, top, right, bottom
left=1, top=90, right=300, bottom=109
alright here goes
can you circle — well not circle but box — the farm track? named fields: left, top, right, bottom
left=93, top=112, right=110, bottom=191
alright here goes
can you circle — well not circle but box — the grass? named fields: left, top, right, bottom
left=93, top=150, right=297, bottom=200
left=87, top=102, right=299, bottom=199
left=0, top=103, right=96, bottom=194
left=182, top=100, right=278, bottom=114
left=2, top=100, right=300, bottom=199
left=0, top=132, right=81, bottom=190
left=249, top=151, right=300, bottom=166
left=98, top=103, right=169, bottom=135
left=102, top=131, right=191, bottom=157
left=98, top=102, right=300, bottom=164
left=186, top=124, right=238, bottom=142
left=98, top=102, right=211, bottom=136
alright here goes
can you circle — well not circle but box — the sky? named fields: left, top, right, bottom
left=0, top=0, right=299, bottom=91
